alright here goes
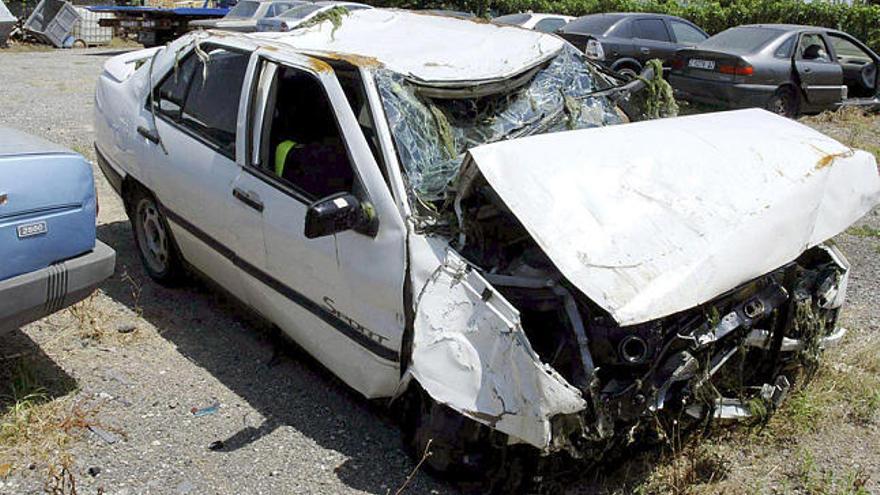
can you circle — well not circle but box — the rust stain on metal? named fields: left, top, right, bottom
left=307, top=57, right=333, bottom=73
left=323, top=52, right=382, bottom=68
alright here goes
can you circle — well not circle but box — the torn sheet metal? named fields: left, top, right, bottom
left=249, top=9, right=563, bottom=85
left=408, top=250, right=585, bottom=450
left=375, top=44, right=622, bottom=199
left=466, top=109, right=880, bottom=326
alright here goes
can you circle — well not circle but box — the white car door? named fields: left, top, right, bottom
left=232, top=53, right=407, bottom=398
left=145, top=44, right=254, bottom=304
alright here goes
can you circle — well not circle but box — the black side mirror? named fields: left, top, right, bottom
left=304, top=193, right=378, bottom=239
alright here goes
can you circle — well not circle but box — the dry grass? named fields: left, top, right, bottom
left=801, top=107, right=880, bottom=162
left=0, top=41, right=54, bottom=53
left=593, top=329, right=880, bottom=495
left=767, top=339, right=880, bottom=437
left=0, top=358, right=110, bottom=478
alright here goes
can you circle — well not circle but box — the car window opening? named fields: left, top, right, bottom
left=327, top=60, right=391, bottom=189
left=261, top=67, right=356, bottom=201
left=152, top=46, right=249, bottom=159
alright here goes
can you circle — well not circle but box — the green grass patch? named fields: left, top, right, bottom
left=847, top=226, right=880, bottom=239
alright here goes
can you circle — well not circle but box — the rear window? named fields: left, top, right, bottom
left=493, top=13, right=531, bottom=25
left=227, top=0, right=259, bottom=18
left=701, top=27, right=784, bottom=53
left=534, top=18, right=567, bottom=33
left=279, top=3, right=323, bottom=19
left=563, top=15, right=620, bottom=35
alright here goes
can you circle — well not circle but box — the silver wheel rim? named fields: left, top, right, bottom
left=770, top=92, right=792, bottom=116
left=136, top=198, right=169, bottom=274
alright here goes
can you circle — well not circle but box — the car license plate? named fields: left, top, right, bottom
left=17, top=221, right=47, bottom=239
left=688, top=59, right=715, bottom=70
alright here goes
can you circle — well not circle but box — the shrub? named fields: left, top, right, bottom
left=372, top=0, right=880, bottom=53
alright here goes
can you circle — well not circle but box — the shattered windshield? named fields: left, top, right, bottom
left=375, top=44, right=623, bottom=200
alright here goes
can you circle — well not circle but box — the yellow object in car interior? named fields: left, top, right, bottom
left=275, top=140, right=297, bottom=177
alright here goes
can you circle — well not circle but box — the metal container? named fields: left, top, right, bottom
left=23, top=0, right=80, bottom=48
left=71, top=6, right=112, bottom=46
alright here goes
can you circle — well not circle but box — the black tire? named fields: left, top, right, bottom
left=400, top=385, right=535, bottom=493
left=766, top=86, right=800, bottom=118
left=126, top=187, right=185, bottom=286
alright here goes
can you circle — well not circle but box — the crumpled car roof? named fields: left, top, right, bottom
left=468, top=109, right=880, bottom=325
left=245, top=9, right=565, bottom=84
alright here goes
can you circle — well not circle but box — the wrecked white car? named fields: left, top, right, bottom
left=93, top=9, right=880, bottom=490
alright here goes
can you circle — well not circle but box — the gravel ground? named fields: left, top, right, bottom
left=0, top=48, right=878, bottom=495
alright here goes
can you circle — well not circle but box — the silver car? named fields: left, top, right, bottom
left=670, top=24, right=880, bottom=117
left=255, top=1, right=370, bottom=32
left=190, top=0, right=306, bottom=32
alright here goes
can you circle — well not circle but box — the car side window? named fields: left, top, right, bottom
left=775, top=34, right=796, bottom=58
left=179, top=48, right=250, bottom=158
left=669, top=21, right=706, bottom=44
left=634, top=18, right=670, bottom=42
left=259, top=67, right=356, bottom=201
left=798, top=33, right=831, bottom=62
left=153, top=55, right=198, bottom=120
left=152, top=46, right=250, bottom=159
left=829, top=34, right=872, bottom=63
left=534, top=18, right=566, bottom=33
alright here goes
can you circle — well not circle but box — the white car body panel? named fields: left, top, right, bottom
left=408, top=249, right=586, bottom=448
left=467, top=109, right=880, bottom=326
left=246, top=9, right=564, bottom=84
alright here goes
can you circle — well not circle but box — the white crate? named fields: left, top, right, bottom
left=71, top=6, right=113, bottom=46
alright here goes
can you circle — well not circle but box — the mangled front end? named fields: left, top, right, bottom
left=404, top=109, right=880, bottom=457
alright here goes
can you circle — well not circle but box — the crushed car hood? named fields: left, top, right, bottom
left=466, top=109, right=880, bottom=326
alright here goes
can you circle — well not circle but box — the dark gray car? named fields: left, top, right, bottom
left=670, top=24, right=880, bottom=117
left=557, top=13, right=708, bottom=78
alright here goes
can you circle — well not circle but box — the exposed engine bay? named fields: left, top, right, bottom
left=450, top=172, right=849, bottom=458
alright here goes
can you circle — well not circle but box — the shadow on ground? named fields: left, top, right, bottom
left=0, top=329, right=78, bottom=410
left=95, top=219, right=707, bottom=495
left=96, top=220, right=454, bottom=494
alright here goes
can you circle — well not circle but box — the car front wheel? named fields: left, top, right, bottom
left=766, top=86, right=799, bottom=118
left=128, top=188, right=184, bottom=285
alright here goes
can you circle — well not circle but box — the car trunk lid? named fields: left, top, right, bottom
left=463, top=109, right=880, bottom=326
left=0, top=128, right=96, bottom=282
left=672, top=49, right=752, bottom=82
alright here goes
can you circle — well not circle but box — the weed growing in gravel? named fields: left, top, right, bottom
left=67, top=293, right=105, bottom=342
left=769, top=334, right=880, bottom=437
left=121, top=269, right=144, bottom=317
left=0, top=358, right=111, bottom=478
left=847, top=226, right=880, bottom=239
left=801, top=108, right=880, bottom=162
left=788, top=449, right=871, bottom=495
left=630, top=442, right=730, bottom=495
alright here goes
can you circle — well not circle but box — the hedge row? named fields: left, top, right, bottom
left=373, top=0, right=880, bottom=53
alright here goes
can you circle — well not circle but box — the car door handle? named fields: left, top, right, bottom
left=803, top=67, right=812, bottom=73
left=232, top=188, right=263, bottom=212
left=137, top=126, right=160, bottom=145
left=640, top=47, right=650, bottom=54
